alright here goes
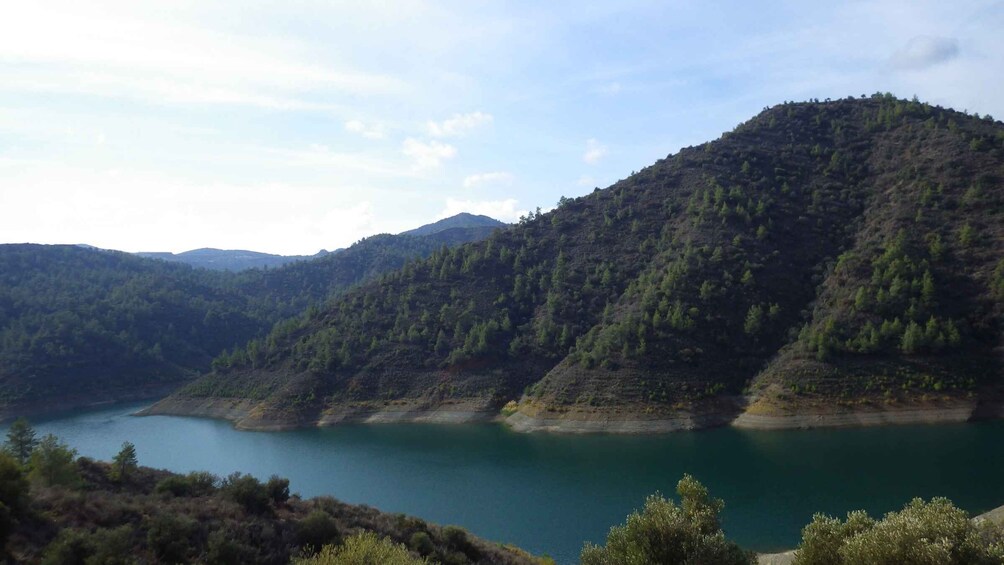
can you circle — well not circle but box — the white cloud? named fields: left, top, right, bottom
left=438, top=198, right=525, bottom=222
left=0, top=3, right=402, bottom=109
left=402, top=138, right=457, bottom=170
left=583, top=138, right=608, bottom=164
left=427, top=111, right=494, bottom=137
left=890, top=35, right=960, bottom=70
left=576, top=175, right=596, bottom=187
left=463, top=171, right=513, bottom=188
left=344, top=120, right=385, bottom=139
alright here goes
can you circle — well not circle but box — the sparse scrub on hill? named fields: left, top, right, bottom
left=0, top=421, right=542, bottom=565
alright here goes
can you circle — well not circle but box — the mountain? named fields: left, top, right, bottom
left=0, top=218, right=505, bottom=417
left=150, top=95, right=1003, bottom=432
left=401, top=213, right=507, bottom=237
left=131, top=214, right=506, bottom=272
left=135, top=248, right=337, bottom=272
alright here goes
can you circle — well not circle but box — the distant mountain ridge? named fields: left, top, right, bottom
left=401, top=213, right=507, bottom=237
left=131, top=213, right=507, bottom=272
left=135, top=248, right=338, bottom=272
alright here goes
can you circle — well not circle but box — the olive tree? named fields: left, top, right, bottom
left=580, top=475, right=755, bottom=565
left=794, top=497, right=1004, bottom=565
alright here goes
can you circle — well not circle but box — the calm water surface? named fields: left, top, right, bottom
left=12, top=403, right=1004, bottom=564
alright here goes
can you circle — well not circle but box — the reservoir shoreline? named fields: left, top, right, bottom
left=140, top=393, right=1004, bottom=434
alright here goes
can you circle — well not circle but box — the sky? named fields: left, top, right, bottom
left=1, top=1, right=1002, bottom=255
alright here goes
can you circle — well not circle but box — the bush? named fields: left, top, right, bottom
left=580, top=475, right=756, bottom=565
left=86, top=526, right=136, bottom=565
left=155, top=475, right=193, bottom=497
left=441, top=525, right=468, bottom=548
left=794, top=497, right=1004, bottom=565
left=42, top=528, right=93, bottom=565
left=186, top=471, right=219, bottom=495
left=147, top=513, right=198, bottom=563
left=28, top=434, right=80, bottom=487
left=206, top=529, right=253, bottom=565
left=41, top=525, right=134, bottom=565
left=409, top=531, right=435, bottom=556
left=0, top=451, right=28, bottom=515
left=155, top=471, right=218, bottom=497
left=292, top=532, right=427, bottom=565
left=266, top=474, right=290, bottom=505
left=296, top=509, right=341, bottom=551
left=0, top=452, right=27, bottom=546
left=220, top=472, right=271, bottom=514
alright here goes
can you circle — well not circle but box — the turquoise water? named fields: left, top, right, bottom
left=12, top=404, right=1004, bottom=564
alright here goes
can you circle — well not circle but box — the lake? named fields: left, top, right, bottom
left=11, top=403, right=1004, bottom=564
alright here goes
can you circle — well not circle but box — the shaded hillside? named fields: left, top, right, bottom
left=0, top=220, right=503, bottom=417
left=136, top=248, right=338, bottom=272
left=233, top=225, right=505, bottom=322
left=162, top=95, right=1004, bottom=430
left=0, top=245, right=268, bottom=413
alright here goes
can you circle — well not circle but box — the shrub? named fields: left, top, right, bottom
left=155, top=471, right=218, bottom=497
left=42, top=528, right=93, bottom=565
left=266, top=474, right=290, bottom=505
left=794, top=498, right=1004, bottom=565
left=41, top=525, right=134, bottom=565
left=186, top=471, right=219, bottom=495
left=0, top=451, right=28, bottom=515
left=292, top=532, right=427, bottom=565
left=441, top=525, right=469, bottom=548
left=147, top=513, right=198, bottom=563
left=206, top=529, right=253, bottom=565
left=296, top=509, right=341, bottom=551
left=580, top=475, right=756, bottom=565
left=220, top=472, right=271, bottom=514
left=155, top=475, right=193, bottom=497
left=28, top=434, right=80, bottom=487
left=409, top=531, right=435, bottom=556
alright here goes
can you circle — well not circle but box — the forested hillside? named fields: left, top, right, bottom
left=162, top=95, right=1003, bottom=429
left=135, top=248, right=336, bottom=272
left=0, top=218, right=503, bottom=416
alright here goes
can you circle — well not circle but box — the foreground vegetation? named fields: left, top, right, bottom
left=0, top=419, right=540, bottom=564
left=584, top=476, right=1004, bottom=565
left=3, top=419, right=1002, bottom=564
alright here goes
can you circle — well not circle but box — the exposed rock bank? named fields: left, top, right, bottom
left=140, top=396, right=499, bottom=430
left=505, top=410, right=735, bottom=434
left=734, top=397, right=1004, bottom=430
left=143, top=393, right=1004, bottom=434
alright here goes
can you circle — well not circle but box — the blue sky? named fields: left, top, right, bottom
left=1, top=1, right=1002, bottom=255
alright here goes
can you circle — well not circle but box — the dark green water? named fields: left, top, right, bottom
left=11, top=404, right=1004, bottom=563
